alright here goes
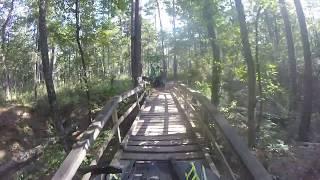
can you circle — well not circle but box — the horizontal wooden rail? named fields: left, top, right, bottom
left=53, top=83, right=146, bottom=180
left=81, top=91, right=146, bottom=180
left=176, top=83, right=272, bottom=180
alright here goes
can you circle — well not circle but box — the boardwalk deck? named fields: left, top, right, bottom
left=105, top=89, right=218, bottom=179
left=54, top=83, right=272, bottom=180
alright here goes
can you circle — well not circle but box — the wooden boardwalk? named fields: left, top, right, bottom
left=53, top=83, right=272, bottom=180
left=107, top=89, right=218, bottom=179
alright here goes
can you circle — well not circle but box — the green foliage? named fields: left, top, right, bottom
left=17, top=143, right=66, bottom=179
left=262, top=63, right=283, bottom=96
left=234, top=64, right=247, bottom=82
left=194, top=81, right=211, bottom=98
left=258, top=119, right=289, bottom=155
left=42, top=144, right=66, bottom=172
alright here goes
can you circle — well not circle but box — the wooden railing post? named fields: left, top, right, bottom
left=136, top=92, right=141, bottom=110
left=184, top=92, right=188, bottom=114
left=112, top=107, right=121, bottom=143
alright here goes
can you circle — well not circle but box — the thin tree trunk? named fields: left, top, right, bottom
left=50, top=45, right=55, bottom=76
left=279, top=0, right=298, bottom=121
left=255, top=7, right=263, bottom=132
left=107, top=46, right=110, bottom=74
left=294, top=0, right=313, bottom=141
left=203, top=0, right=221, bottom=106
left=75, top=0, right=92, bottom=122
left=102, top=46, right=106, bottom=76
left=131, top=0, right=142, bottom=86
left=264, top=12, right=279, bottom=62
left=1, top=0, right=15, bottom=101
left=33, top=53, right=38, bottom=100
left=68, top=50, right=71, bottom=81
left=156, top=0, right=167, bottom=79
left=130, top=0, right=135, bottom=78
left=38, top=0, right=70, bottom=151
left=173, top=0, right=177, bottom=81
left=234, top=0, right=256, bottom=147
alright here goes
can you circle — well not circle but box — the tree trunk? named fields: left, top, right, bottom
left=1, top=0, right=15, bottom=101
left=130, top=0, right=135, bottom=78
left=255, top=7, right=263, bottom=132
left=102, top=46, right=106, bottom=76
left=264, top=12, right=280, bottom=62
left=294, top=0, right=313, bottom=141
left=173, top=0, right=177, bottom=81
left=38, top=0, right=70, bottom=151
left=156, top=0, right=167, bottom=79
left=75, top=0, right=92, bottom=121
left=279, top=0, right=298, bottom=121
left=131, top=0, right=142, bottom=86
left=33, top=53, right=38, bottom=101
left=203, top=0, right=221, bottom=106
left=234, top=0, right=256, bottom=147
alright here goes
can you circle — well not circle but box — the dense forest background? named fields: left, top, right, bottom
left=1, top=0, right=320, bottom=179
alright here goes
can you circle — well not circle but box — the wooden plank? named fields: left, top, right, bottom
left=135, top=123, right=186, bottom=129
left=138, top=116, right=183, bottom=119
left=128, top=134, right=191, bottom=141
left=115, top=84, right=144, bottom=103
left=132, top=127, right=189, bottom=132
left=136, top=120, right=184, bottom=123
left=135, top=122, right=186, bottom=126
left=126, top=139, right=197, bottom=146
left=131, top=131, right=190, bottom=136
left=124, top=145, right=200, bottom=153
left=137, top=119, right=184, bottom=122
left=140, top=115, right=181, bottom=118
left=120, top=152, right=204, bottom=161
left=140, top=112, right=181, bottom=115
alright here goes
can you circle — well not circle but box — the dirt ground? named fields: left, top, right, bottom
left=267, top=117, right=320, bottom=180
left=0, top=105, right=49, bottom=164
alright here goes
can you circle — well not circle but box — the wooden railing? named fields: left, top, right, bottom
left=53, top=83, right=147, bottom=180
left=173, top=83, right=272, bottom=180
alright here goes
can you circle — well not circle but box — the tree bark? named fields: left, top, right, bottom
left=234, top=0, right=256, bottom=147
left=33, top=53, right=38, bottom=101
left=38, top=0, right=70, bottom=151
left=294, top=0, right=313, bottom=141
left=1, top=0, right=15, bottom=101
left=156, top=0, right=167, bottom=79
left=130, top=0, right=135, bottom=78
left=131, top=0, right=142, bottom=86
left=279, top=0, right=298, bottom=121
left=75, top=0, right=92, bottom=121
left=255, top=7, right=263, bottom=133
left=203, top=0, right=221, bottom=106
left=173, top=0, right=177, bottom=81
left=50, top=45, right=55, bottom=76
